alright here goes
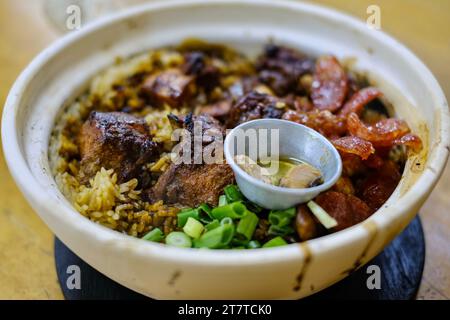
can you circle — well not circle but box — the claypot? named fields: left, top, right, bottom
left=2, top=0, right=449, bottom=299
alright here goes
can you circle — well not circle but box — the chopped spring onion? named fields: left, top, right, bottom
left=307, top=200, right=338, bottom=229
left=218, top=195, right=228, bottom=207
left=165, top=232, right=192, bottom=248
left=205, top=219, right=220, bottom=231
left=198, top=203, right=213, bottom=223
left=247, top=240, right=261, bottom=249
left=262, top=236, right=288, bottom=248
left=268, top=224, right=294, bottom=237
left=211, top=202, right=247, bottom=220
left=220, top=217, right=234, bottom=226
left=268, top=207, right=296, bottom=227
left=183, top=217, right=204, bottom=239
left=142, top=228, right=164, bottom=242
left=193, top=224, right=235, bottom=249
left=224, top=185, right=243, bottom=202
left=245, top=201, right=263, bottom=213
left=177, top=208, right=199, bottom=228
left=198, top=203, right=212, bottom=214
left=236, top=211, right=259, bottom=240
left=231, top=238, right=249, bottom=247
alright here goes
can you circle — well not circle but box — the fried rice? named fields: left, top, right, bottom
left=49, top=41, right=250, bottom=237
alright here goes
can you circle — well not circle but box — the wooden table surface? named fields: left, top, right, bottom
left=0, top=0, right=448, bottom=300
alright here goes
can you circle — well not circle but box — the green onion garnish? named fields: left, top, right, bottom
left=245, top=201, right=263, bottom=213
left=231, top=238, right=249, bottom=247
left=205, top=219, right=220, bottom=231
left=183, top=217, right=204, bottom=239
left=177, top=208, right=199, bottom=228
left=268, top=224, right=294, bottom=236
left=165, top=232, right=192, bottom=248
left=193, top=224, right=235, bottom=249
left=198, top=203, right=212, bottom=214
left=247, top=240, right=261, bottom=249
left=218, top=195, right=228, bottom=207
left=142, top=228, right=164, bottom=242
left=220, top=217, right=233, bottom=226
left=307, top=200, right=338, bottom=229
left=224, top=185, right=243, bottom=202
left=236, top=211, right=259, bottom=240
left=262, top=236, right=288, bottom=248
left=268, top=207, right=296, bottom=228
left=211, top=201, right=247, bottom=220
left=197, top=203, right=213, bottom=223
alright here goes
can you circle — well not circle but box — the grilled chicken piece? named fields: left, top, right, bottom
left=168, top=112, right=225, bottom=150
left=149, top=163, right=235, bottom=207
left=199, top=100, right=232, bottom=120
left=182, top=51, right=220, bottom=92
left=78, top=111, right=159, bottom=185
left=147, top=112, right=234, bottom=207
left=225, top=91, right=284, bottom=128
left=141, top=68, right=194, bottom=107
left=256, top=44, right=315, bottom=96
left=184, top=112, right=224, bottom=139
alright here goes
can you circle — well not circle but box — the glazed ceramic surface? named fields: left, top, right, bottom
left=2, top=0, right=449, bottom=299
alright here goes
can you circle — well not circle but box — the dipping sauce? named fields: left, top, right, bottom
left=234, top=155, right=323, bottom=189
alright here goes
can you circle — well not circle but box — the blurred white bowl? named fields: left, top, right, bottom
left=2, top=0, right=449, bottom=299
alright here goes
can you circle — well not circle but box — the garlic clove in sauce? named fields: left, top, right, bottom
left=234, top=155, right=273, bottom=185
left=235, top=154, right=323, bottom=189
left=279, top=163, right=322, bottom=189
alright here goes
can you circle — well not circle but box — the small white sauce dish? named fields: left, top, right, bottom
left=224, top=119, right=342, bottom=209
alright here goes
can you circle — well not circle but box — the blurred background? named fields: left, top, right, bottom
left=0, top=0, right=449, bottom=299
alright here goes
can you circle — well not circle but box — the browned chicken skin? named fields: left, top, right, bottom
left=168, top=112, right=225, bottom=158
left=148, top=112, right=235, bottom=207
left=141, top=68, right=194, bottom=107
left=225, top=91, right=284, bottom=128
left=256, top=44, right=315, bottom=96
left=182, top=51, right=221, bottom=92
left=78, top=111, right=160, bottom=185
left=149, top=163, right=234, bottom=207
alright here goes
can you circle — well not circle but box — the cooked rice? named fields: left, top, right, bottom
left=49, top=41, right=250, bottom=237
left=49, top=50, right=186, bottom=237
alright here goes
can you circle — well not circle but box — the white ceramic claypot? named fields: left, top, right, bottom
left=2, top=0, right=449, bottom=299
